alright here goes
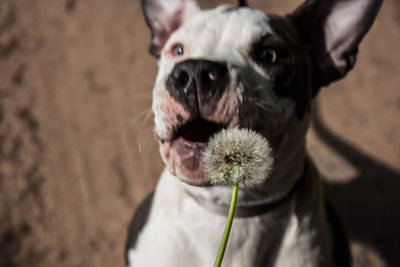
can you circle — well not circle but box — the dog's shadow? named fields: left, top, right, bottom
left=311, top=102, right=400, bottom=267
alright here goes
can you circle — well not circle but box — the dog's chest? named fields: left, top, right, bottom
left=128, top=171, right=295, bottom=267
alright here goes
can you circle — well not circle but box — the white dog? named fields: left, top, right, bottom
left=126, top=0, right=382, bottom=266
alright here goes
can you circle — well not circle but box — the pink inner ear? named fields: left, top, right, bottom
left=324, top=1, right=372, bottom=57
left=151, top=10, right=182, bottom=52
left=325, top=0, right=382, bottom=78
left=142, top=0, right=200, bottom=57
left=292, top=0, right=382, bottom=87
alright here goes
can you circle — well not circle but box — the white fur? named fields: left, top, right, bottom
left=129, top=162, right=334, bottom=267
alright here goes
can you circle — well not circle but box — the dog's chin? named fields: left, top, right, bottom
left=160, top=138, right=212, bottom=186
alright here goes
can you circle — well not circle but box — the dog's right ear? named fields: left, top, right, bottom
left=141, top=0, right=200, bottom=58
left=290, top=0, right=383, bottom=94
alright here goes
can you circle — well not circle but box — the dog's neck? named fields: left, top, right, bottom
left=181, top=137, right=307, bottom=208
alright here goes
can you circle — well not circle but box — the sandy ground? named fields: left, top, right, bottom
left=0, top=0, right=399, bottom=266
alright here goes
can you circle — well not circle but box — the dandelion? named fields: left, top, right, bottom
left=203, top=127, right=273, bottom=188
left=203, top=128, right=273, bottom=267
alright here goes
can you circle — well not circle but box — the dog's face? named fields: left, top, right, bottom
left=142, top=0, right=382, bottom=186
left=151, top=6, right=312, bottom=186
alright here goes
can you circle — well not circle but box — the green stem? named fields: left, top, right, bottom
left=214, top=183, right=238, bottom=267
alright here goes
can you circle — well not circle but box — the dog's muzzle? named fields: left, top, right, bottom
left=166, top=59, right=229, bottom=118
left=157, top=59, right=236, bottom=186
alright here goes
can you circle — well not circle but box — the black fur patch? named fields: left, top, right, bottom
left=325, top=199, right=352, bottom=267
left=250, top=15, right=313, bottom=119
left=125, top=192, right=154, bottom=265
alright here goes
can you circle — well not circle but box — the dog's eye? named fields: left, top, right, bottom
left=258, top=48, right=277, bottom=63
left=172, top=44, right=184, bottom=56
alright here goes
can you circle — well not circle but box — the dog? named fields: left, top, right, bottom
left=126, top=0, right=382, bottom=266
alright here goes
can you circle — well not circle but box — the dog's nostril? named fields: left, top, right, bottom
left=173, top=70, right=190, bottom=91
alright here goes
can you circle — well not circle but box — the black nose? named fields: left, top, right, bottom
left=166, top=59, right=229, bottom=117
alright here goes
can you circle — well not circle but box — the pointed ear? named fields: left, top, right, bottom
left=290, top=0, right=383, bottom=92
left=141, top=0, right=200, bottom=58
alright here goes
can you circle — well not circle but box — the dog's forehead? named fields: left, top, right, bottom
left=168, top=5, right=274, bottom=61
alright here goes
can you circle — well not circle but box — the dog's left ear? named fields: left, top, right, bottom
left=290, top=0, right=383, bottom=93
left=141, top=0, right=200, bottom=58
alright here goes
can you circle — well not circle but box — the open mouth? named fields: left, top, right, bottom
left=172, top=117, right=227, bottom=144
left=160, top=117, right=228, bottom=186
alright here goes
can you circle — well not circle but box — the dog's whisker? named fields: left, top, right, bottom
left=136, top=110, right=154, bottom=153
left=128, top=108, right=153, bottom=130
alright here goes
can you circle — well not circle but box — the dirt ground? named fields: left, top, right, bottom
left=0, top=0, right=399, bottom=266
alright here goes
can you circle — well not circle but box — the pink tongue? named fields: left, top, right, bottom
left=173, top=138, right=207, bottom=171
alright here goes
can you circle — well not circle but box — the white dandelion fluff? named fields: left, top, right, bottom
left=203, top=128, right=273, bottom=188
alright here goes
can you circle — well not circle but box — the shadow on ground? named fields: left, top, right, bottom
left=312, top=102, right=400, bottom=267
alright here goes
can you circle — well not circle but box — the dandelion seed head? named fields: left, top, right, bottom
left=203, top=128, right=273, bottom=188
